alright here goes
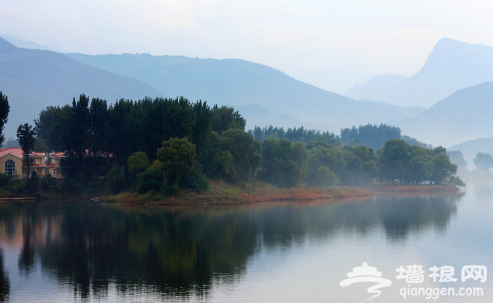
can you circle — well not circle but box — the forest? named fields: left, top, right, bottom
left=0, top=92, right=465, bottom=197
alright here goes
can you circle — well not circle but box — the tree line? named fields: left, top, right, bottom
left=0, top=92, right=465, bottom=196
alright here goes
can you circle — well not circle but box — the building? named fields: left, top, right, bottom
left=0, top=148, right=113, bottom=180
left=48, top=150, right=113, bottom=180
left=0, top=148, right=47, bottom=178
left=47, top=151, right=64, bottom=179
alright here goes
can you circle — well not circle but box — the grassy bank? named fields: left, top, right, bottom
left=102, top=181, right=373, bottom=205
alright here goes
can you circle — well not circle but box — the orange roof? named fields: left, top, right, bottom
left=50, top=152, right=65, bottom=158
left=0, top=148, right=44, bottom=159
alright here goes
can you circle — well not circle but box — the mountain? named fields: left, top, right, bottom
left=0, top=38, right=166, bottom=137
left=1, top=35, right=53, bottom=52
left=345, top=38, right=493, bottom=107
left=449, top=138, right=493, bottom=170
left=395, top=82, right=493, bottom=147
left=66, top=52, right=424, bottom=129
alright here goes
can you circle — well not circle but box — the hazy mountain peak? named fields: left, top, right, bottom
left=345, top=38, right=493, bottom=107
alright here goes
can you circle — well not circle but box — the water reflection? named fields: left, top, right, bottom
left=0, top=193, right=463, bottom=301
left=0, top=249, right=9, bottom=302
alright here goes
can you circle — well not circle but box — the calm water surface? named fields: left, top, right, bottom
left=0, top=183, right=492, bottom=302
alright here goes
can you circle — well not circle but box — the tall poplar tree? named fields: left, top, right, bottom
left=0, top=92, right=10, bottom=148
left=17, top=123, right=36, bottom=180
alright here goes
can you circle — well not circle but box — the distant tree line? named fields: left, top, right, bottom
left=251, top=123, right=430, bottom=151
left=340, top=124, right=401, bottom=150
left=249, top=126, right=339, bottom=146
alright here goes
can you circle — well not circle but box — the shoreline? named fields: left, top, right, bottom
left=1, top=182, right=461, bottom=205
left=103, top=182, right=460, bottom=206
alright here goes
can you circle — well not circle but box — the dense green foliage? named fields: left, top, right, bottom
left=127, top=151, right=150, bottom=183
left=36, top=95, right=214, bottom=181
left=473, top=152, right=493, bottom=172
left=377, top=139, right=459, bottom=185
left=200, top=129, right=262, bottom=183
left=258, top=138, right=307, bottom=188
left=35, top=94, right=259, bottom=195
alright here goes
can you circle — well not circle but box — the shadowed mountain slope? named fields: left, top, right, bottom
left=0, top=38, right=166, bottom=137
left=395, top=82, right=493, bottom=147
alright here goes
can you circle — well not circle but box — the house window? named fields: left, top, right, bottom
left=5, top=160, right=15, bottom=177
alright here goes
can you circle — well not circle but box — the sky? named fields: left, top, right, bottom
left=2, top=0, right=493, bottom=94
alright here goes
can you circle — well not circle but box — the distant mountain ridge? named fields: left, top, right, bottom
left=66, top=52, right=425, bottom=129
left=395, top=82, right=493, bottom=147
left=345, top=38, right=493, bottom=107
left=0, top=37, right=166, bottom=137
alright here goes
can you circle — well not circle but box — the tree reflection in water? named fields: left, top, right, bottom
left=0, top=193, right=463, bottom=301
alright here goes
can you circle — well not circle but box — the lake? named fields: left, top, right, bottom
left=0, top=183, right=491, bottom=302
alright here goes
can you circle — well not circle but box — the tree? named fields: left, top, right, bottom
left=431, top=147, right=457, bottom=184
left=402, top=147, right=434, bottom=184
left=314, top=166, right=338, bottom=187
left=128, top=151, right=150, bottom=183
left=219, top=129, right=262, bottom=182
left=128, top=152, right=150, bottom=175
left=210, top=105, right=245, bottom=134
left=474, top=152, right=493, bottom=172
left=379, top=139, right=410, bottom=184
left=35, top=106, right=66, bottom=151
left=447, top=150, right=467, bottom=168
left=339, top=145, right=378, bottom=185
left=157, top=137, right=196, bottom=195
left=306, top=143, right=345, bottom=186
left=258, top=138, right=307, bottom=188
left=0, top=92, right=10, bottom=148
left=17, top=123, right=37, bottom=181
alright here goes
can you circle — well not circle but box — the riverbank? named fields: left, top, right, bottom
left=104, top=182, right=461, bottom=205
left=104, top=181, right=373, bottom=205
left=1, top=181, right=460, bottom=205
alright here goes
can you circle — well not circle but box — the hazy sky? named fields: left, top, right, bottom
left=2, top=0, right=493, bottom=94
